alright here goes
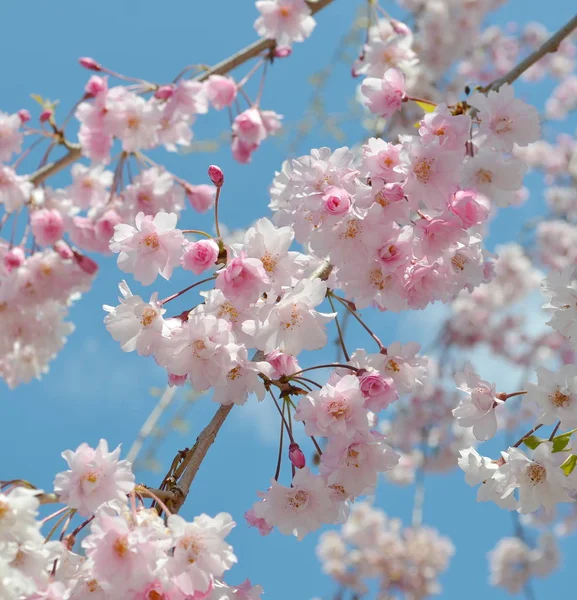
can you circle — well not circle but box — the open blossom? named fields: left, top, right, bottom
left=155, top=312, right=240, bottom=392
left=103, top=280, right=170, bottom=356
left=68, top=163, right=113, bottom=209
left=254, top=0, right=316, bottom=47
left=243, top=278, right=335, bottom=355
left=0, top=166, right=32, bottom=213
left=419, top=104, right=471, bottom=151
left=252, top=468, right=338, bottom=539
left=110, top=211, right=184, bottom=285
left=526, top=365, right=577, bottom=429
left=185, top=184, right=216, bottom=213
left=541, top=267, right=577, bottom=346
left=468, top=83, right=540, bottom=151
left=30, top=209, right=65, bottom=246
left=453, top=363, right=502, bottom=441
left=53, top=439, right=135, bottom=516
left=205, top=75, right=237, bottom=110
left=216, top=254, right=270, bottom=306
left=168, top=513, right=237, bottom=596
left=232, top=108, right=267, bottom=146
left=295, top=375, right=369, bottom=440
left=181, top=239, right=219, bottom=275
left=360, top=68, right=406, bottom=119
left=0, top=110, right=23, bottom=161
left=497, top=444, right=573, bottom=514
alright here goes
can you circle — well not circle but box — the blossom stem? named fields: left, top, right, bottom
left=44, top=509, right=75, bottom=542
left=214, top=186, right=222, bottom=238
left=497, top=390, right=528, bottom=401
left=274, top=400, right=286, bottom=481
left=291, top=364, right=358, bottom=377
left=291, top=375, right=322, bottom=390
left=328, top=294, right=351, bottom=362
left=159, top=275, right=217, bottom=305
left=269, top=389, right=295, bottom=443
left=406, top=95, right=436, bottom=108
left=181, top=229, right=213, bottom=239
left=137, top=486, right=173, bottom=516
left=549, top=421, right=561, bottom=441
left=40, top=506, right=69, bottom=525
left=330, top=292, right=386, bottom=352
left=512, top=424, right=543, bottom=448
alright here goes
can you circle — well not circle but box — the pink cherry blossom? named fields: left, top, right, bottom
left=53, top=439, right=135, bottom=516
left=360, top=68, right=406, bottom=118
left=0, top=111, right=23, bottom=161
left=295, top=374, right=369, bottom=440
left=110, top=212, right=184, bottom=285
left=186, top=184, right=216, bottom=213
left=205, top=75, right=237, bottom=110
left=252, top=468, right=338, bottom=539
left=30, top=209, right=65, bottom=246
left=232, top=109, right=267, bottom=146
left=215, top=254, right=270, bottom=306
left=254, top=0, right=316, bottom=47
left=181, top=239, right=219, bottom=275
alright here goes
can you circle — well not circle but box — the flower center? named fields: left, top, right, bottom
left=386, top=359, right=400, bottom=373
left=227, top=366, right=241, bottom=381
left=451, top=254, right=467, bottom=271
left=218, top=302, right=239, bottom=322
left=476, top=168, right=493, bottom=184
left=0, top=501, right=8, bottom=520
left=192, top=339, right=206, bottom=357
left=113, top=536, right=129, bottom=558
left=287, top=489, right=309, bottom=510
left=493, top=116, right=513, bottom=134
left=261, top=251, right=277, bottom=273
left=526, top=463, right=546, bottom=485
left=127, top=115, right=141, bottom=130
left=281, top=304, right=302, bottom=330
left=143, top=234, right=159, bottom=249
left=413, top=158, right=434, bottom=184
left=141, top=307, right=157, bottom=327
left=279, top=6, right=291, bottom=17
left=327, top=400, right=348, bottom=419
left=347, top=447, right=360, bottom=468
left=340, top=219, right=362, bottom=240
left=550, top=389, right=570, bottom=407
left=87, top=580, right=100, bottom=592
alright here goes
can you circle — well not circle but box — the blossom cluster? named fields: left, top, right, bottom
left=316, top=502, right=454, bottom=598
left=0, top=439, right=261, bottom=600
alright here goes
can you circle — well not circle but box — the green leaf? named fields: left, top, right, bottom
left=553, top=433, right=572, bottom=453
left=30, top=94, right=44, bottom=106
left=415, top=100, right=436, bottom=113
left=523, top=435, right=545, bottom=450
left=561, top=454, right=577, bottom=476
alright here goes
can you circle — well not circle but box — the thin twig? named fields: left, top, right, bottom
left=483, top=13, right=577, bottom=92
left=126, top=386, right=177, bottom=464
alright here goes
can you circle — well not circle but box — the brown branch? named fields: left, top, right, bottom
left=195, top=0, right=337, bottom=82
left=28, top=144, right=82, bottom=186
left=483, top=12, right=577, bottom=92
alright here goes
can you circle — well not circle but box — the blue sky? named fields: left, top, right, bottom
left=1, top=0, right=577, bottom=598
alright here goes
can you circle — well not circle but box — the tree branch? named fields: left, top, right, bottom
left=195, top=0, right=337, bottom=82
left=483, top=12, right=577, bottom=92
left=29, top=144, right=82, bottom=186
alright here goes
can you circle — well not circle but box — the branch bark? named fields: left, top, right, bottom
left=483, top=12, right=577, bottom=92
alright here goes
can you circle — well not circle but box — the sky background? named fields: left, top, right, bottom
left=1, top=0, right=577, bottom=598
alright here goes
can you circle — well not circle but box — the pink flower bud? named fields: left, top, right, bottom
left=18, top=109, right=31, bottom=124
left=85, top=75, right=107, bottom=97
left=185, top=184, right=215, bottom=213
left=39, top=109, right=53, bottom=123
left=208, top=164, right=224, bottom=187
left=273, top=46, right=292, bottom=58
left=154, top=85, right=174, bottom=100
left=4, top=246, right=25, bottom=271
left=30, top=209, right=64, bottom=246
left=180, top=239, right=219, bottom=275
left=79, top=57, right=102, bottom=71
left=288, top=443, right=306, bottom=469
left=53, top=240, right=74, bottom=260
left=322, top=186, right=351, bottom=216
left=266, top=350, right=300, bottom=378
left=73, top=251, right=98, bottom=275
left=168, top=373, right=188, bottom=387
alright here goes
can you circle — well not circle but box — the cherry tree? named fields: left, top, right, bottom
left=1, top=0, right=577, bottom=598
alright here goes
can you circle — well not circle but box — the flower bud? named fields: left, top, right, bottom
left=273, top=46, right=292, bottom=58
left=154, top=85, right=174, bottom=100
left=208, top=165, right=224, bottom=188
left=85, top=76, right=107, bottom=97
left=79, top=57, right=102, bottom=71
left=18, top=109, right=31, bottom=124
left=53, top=240, right=74, bottom=260
left=288, top=442, right=306, bottom=469
left=73, top=251, right=98, bottom=275
left=39, top=109, right=53, bottom=123
left=4, top=246, right=25, bottom=271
